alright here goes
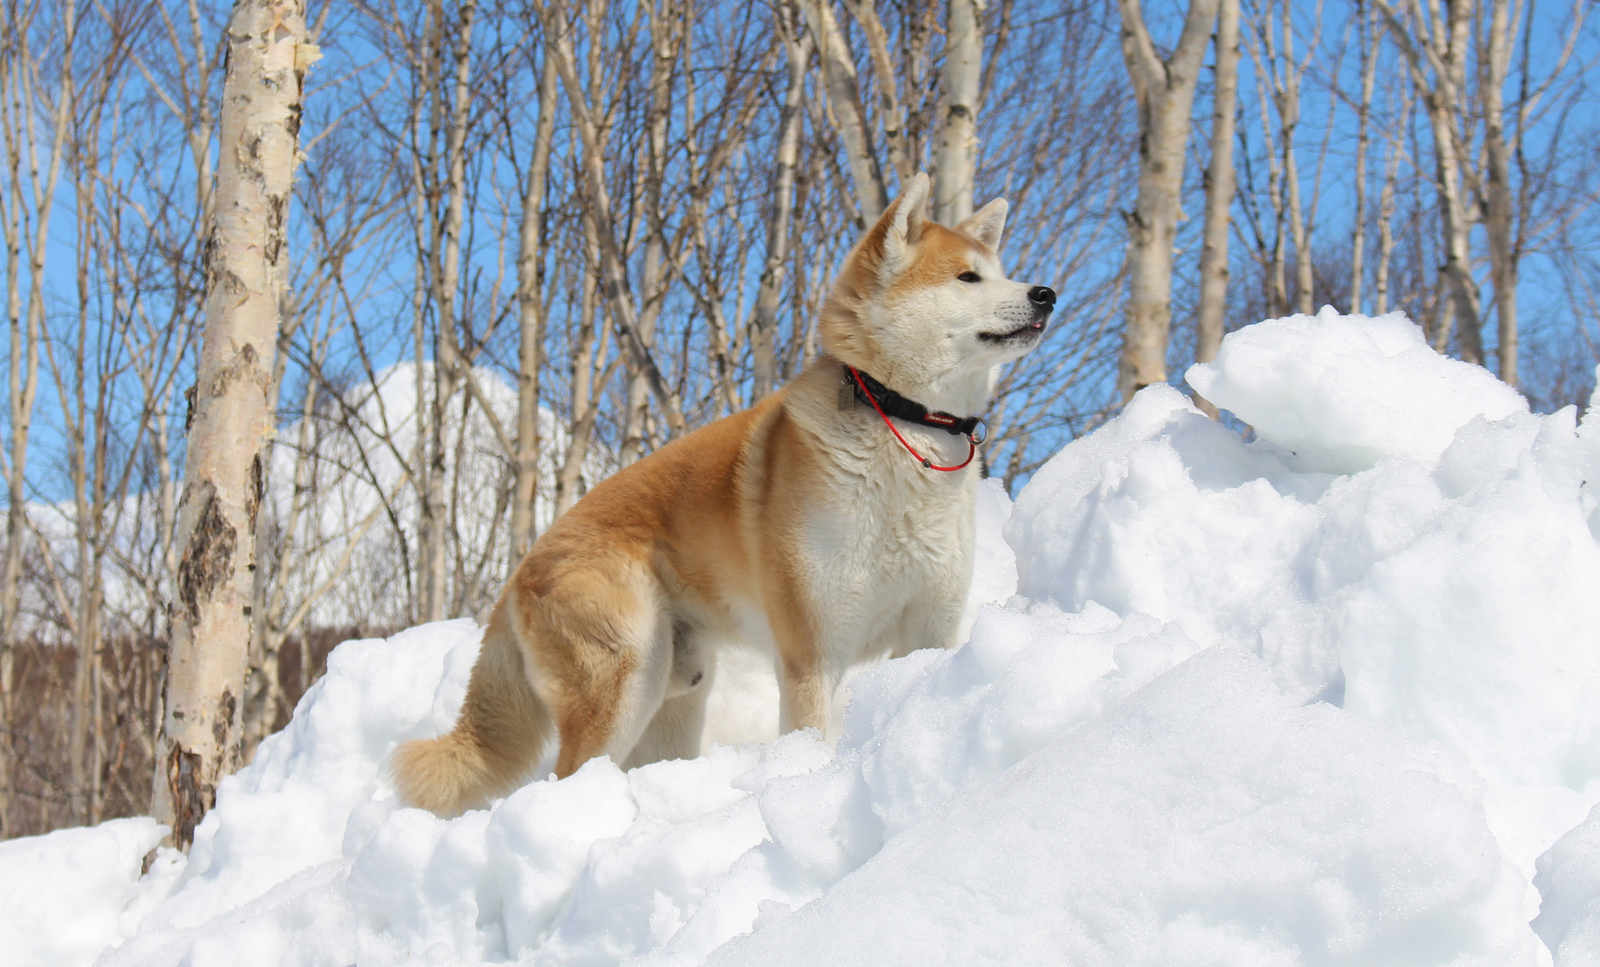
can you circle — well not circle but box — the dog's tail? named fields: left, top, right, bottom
left=391, top=604, right=552, bottom=816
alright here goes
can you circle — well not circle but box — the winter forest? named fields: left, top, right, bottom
left=0, top=0, right=1595, bottom=844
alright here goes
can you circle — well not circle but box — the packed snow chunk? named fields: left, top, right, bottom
left=1187, top=308, right=1526, bottom=474
left=1339, top=406, right=1600, bottom=791
left=633, top=605, right=1202, bottom=964
left=1006, top=384, right=1337, bottom=698
left=0, top=816, right=169, bottom=967
left=710, top=649, right=1535, bottom=967
left=159, top=619, right=485, bottom=929
left=1009, top=317, right=1600, bottom=803
left=1536, top=803, right=1600, bottom=966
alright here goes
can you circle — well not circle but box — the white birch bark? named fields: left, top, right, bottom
left=1350, top=0, right=1378, bottom=314
left=1194, top=0, right=1240, bottom=418
left=751, top=3, right=810, bottom=401
left=1479, top=0, right=1516, bottom=384
left=153, top=0, right=312, bottom=850
left=420, top=0, right=477, bottom=622
left=1117, top=0, right=1221, bottom=401
left=797, top=0, right=888, bottom=223
left=934, top=0, right=983, bottom=224
left=0, top=0, right=74, bottom=833
left=1375, top=0, right=1483, bottom=364
left=510, top=53, right=558, bottom=559
left=843, top=0, right=915, bottom=188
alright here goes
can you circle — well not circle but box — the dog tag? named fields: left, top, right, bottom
left=838, top=386, right=854, bottom=410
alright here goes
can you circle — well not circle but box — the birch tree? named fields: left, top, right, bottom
left=1117, top=0, right=1220, bottom=401
left=1374, top=0, right=1482, bottom=364
left=933, top=0, right=983, bottom=223
left=1196, top=0, right=1241, bottom=393
left=509, top=53, right=557, bottom=559
left=153, top=0, right=313, bottom=850
left=0, top=0, right=72, bottom=832
left=798, top=0, right=888, bottom=224
left=750, top=2, right=810, bottom=401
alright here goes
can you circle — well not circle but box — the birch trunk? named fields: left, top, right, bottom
left=1479, top=0, right=1516, bottom=384
left=554, top=220, right=607, bottom=518
left=933, top=0, right=983, bottom=224
left=1278, top=0, right=1313, bottom=314
left=420, top=0, right=477, bottom=621
left=510, top=53, right=558, bottom=559
left=751, top=4, right=810, bottom=401
left=153, top=0, right=310, bottom=851
left=1117, top=0, right=1220, bottom=401
left=621, top=0, right=681, bottom=467
left=843, top=0, right=915, bottom=187
left=797, top=0, right=888, bottom=224
left=1194, top=0, right=1239, bottom=417
left=0, top=0, right=73, bottom=832
left=1350, top=0, right=1378, bottom=313
left=1376, top=0, right=1482, bottom=364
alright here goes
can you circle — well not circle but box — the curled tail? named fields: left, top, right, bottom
left=392, top=606, right=552, bottom=816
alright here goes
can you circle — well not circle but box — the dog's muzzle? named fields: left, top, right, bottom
left=979, top=285, right=1056, bottom=343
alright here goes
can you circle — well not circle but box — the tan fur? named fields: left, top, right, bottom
left=392, top=174, right=1052, bottom=816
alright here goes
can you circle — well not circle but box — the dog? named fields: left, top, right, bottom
left=392, top=172, right=1055, bottom=815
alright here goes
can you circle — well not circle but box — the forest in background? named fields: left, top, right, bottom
left=0, top=0, right=1595, bottom=838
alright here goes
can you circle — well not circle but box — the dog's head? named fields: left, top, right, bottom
left=821, top=172, right=1054, bottom=414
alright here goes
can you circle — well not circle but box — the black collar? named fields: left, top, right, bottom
left=846, top=367, right=982, bottom=437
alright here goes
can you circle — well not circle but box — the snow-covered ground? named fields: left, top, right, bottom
left=4, top=308, right=1599, bottom=966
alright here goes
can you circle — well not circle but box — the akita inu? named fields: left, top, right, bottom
left=393, top=173, right=1055, bottom=816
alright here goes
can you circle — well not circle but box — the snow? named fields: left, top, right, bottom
left=3, top=308, right=1599, bottom=966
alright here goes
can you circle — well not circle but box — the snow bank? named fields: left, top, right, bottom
left=3, top=308, right=1598, bottom=966
left=0, top=817, right=173, bottom=967
left=1186, top=307, right=1527, bottom=474
left=1536, top=804, right=1600, bottom=965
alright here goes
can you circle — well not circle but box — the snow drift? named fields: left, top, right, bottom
left=4, top=308, right=1599, bottom=966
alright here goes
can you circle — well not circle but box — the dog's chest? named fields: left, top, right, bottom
left=805, top=451, right=973, bottom=592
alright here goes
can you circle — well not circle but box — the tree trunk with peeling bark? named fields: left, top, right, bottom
left=1376, top=0, right=1482, bottom=365
left=797, top=0, right=888, bottom=225
left=751, top=4, right=810, bottom=401
left=153, top=0, right=312, bottom=851
left=1194, top=0, right=1239, bottom=418
left=1117, top=0, right=1220, bottom=401
left=510, top=54, right=558, bottom=560
left=1350, top=0, right=1378, bottom=314
left=933, top=0, right=982, bottom=224
left=1479, top=0, right=1516, bottom=385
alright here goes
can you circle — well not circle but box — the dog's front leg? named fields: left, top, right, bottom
left=762, top=571, right=830, bottom=734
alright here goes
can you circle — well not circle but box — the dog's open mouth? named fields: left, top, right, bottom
left=978, top=319, right=1048, bottom=343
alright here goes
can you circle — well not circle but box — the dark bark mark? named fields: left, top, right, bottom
left=213, top=687, right=236, bottom=749
left=245, top=452, right=263, bottom=536
left=209, top=342, right=260, bottom=399
left=183, top=383, right=198, bottom=433
left=177, top=484, right=238, bottom=624
left=165, top=744, right=214, bottom=851
left=264, top=195, right=286, bottom=265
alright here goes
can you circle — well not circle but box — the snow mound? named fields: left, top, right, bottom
left=706, top=648, right=1531, bottom=967
left=0, top=817, right=173, bottom=967
left=1186, top=307, right=1528, bottom=474
left=1536, top=804, right=1600, bottom=966
left=3, top=310, right=1599, bottom=966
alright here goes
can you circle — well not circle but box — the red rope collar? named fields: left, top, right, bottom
left=846, top=366, right=978, bottom=472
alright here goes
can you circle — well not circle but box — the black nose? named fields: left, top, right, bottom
left=1028, top=285, right=1056, bottom=309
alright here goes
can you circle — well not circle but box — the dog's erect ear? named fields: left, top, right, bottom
left=877, top=172, right=931, bottom=278
left=957, top=198, right=1008, bottom=253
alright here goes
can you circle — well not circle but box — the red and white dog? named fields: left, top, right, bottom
left=394, top=173, right=1055, bottom=815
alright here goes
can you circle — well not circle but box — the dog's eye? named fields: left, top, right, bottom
left=957, top=271, right=981, bottom=283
